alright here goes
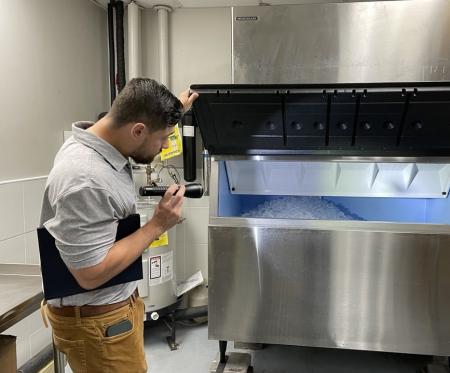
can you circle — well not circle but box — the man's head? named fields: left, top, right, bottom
left=108, top=78, right=184, bottom=164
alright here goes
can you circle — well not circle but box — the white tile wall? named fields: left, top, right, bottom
left=0, top=182, right=24, bottom=241
left=30, top=326, right=52, bottom=357
left=16, top=339, right=31, bottom=368
left=25, top=230, right=40, bottom=265
left=0, top=235, right=26, bottom=264
left=0, top=177, right=46, bottom=265
left=186, top=243, right=208, bottom=286
left=5, top=315, right=30, bottom=343
left=29, top=311, right=52, bottom=357
left=0, top=177, right=50, bottom=368
left=176, top=193, right=210, bottom=285
left=184, top=189, right=210, bottom=284
left=184, top=207, right=209, bottom=246
left=23, top=178, right=47, bottom=232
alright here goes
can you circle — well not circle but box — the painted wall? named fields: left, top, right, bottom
left=0, top=0, right=108, bottom=181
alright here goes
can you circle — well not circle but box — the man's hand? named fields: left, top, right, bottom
left=150, top=184, right=186, bottom=235
left=178, top=89, right=199, bottom=112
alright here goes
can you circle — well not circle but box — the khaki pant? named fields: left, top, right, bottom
left=46, top=296, right=147, bottom=373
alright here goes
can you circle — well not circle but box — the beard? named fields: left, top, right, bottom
left=130, top=146, right=162, bottom=164
left=131, top=153, right=155, bottom=164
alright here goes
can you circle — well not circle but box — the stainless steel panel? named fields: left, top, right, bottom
left=0, top=264, right=43, bottom=333
left=210, top=217, right=450, bottom=235
left=209, top=160, right=219, bottom=217
left=208, top=223, right=450, bottom=355
left=232, top=1, right=450, bottom=84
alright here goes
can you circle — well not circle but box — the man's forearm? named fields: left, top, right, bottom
left=70, top=220, right=164, bottom=290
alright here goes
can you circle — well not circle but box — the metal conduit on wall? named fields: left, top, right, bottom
left=154, top=5, right=172, bottom=88
left=128, top=1, right=141, bottom=79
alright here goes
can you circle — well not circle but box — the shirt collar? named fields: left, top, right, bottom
left=72, top=121, right=130, bottom=172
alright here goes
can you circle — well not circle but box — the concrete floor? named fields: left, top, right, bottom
left=144, top=321, right=432, bottom=373
left=64, top=320, right=435, bottom=372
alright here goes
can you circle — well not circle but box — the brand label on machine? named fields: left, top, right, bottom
left=235, top=16, right=258, bottom=21
left=149, top=251, right=173, bottom=286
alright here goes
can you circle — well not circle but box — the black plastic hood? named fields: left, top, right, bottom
left=191, top=82, right=450, bottom=157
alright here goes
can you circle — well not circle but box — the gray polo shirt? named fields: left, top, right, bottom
left=40, top=121, right=138, bottom=306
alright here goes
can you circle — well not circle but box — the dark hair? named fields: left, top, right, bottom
left=97, top=111, right=108, bottom=120
left=110, top=78, right=184, bottom=131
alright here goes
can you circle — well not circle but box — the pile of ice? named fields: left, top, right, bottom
left=241, top=196, right=363, bottom=221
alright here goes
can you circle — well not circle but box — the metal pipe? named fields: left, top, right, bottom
left=115, top=1, right=126, bottom=92
left=174, top=305, right=208, bottom=320
left=53, top=341, right=66, bottom=373
left=127, top=1, right=141, bottom=79
left=107, top=2, right=116, bottom=104
left=182, top=110, right=197, bottom=182
left=154, top=5, right=172, bottom=87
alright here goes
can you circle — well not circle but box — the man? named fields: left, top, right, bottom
left=40, top=78, right=198, bottom=372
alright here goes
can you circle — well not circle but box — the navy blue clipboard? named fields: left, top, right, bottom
left=37, top=214, right=143, bottom=300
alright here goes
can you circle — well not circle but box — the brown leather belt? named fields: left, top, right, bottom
left=47, top=289, right=138, bottom=318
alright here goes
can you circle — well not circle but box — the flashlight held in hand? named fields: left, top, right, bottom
left=139, top=183, right=204, bottom=199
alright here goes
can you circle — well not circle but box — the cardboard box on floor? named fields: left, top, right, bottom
left=0, top=335, right=17, bottom=373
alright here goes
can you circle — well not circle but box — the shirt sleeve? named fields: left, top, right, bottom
left=43, top=187, right=121, bottom=269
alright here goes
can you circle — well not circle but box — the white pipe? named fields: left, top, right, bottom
left=154, top=5, right=172, bottom=88
left=128, top=1, right=141, bottom=79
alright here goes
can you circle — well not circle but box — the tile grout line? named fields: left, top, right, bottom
left=22, top=182, right=26, bottom=257
left=0, top=175, right=47, bottom=186
left=0, top=229, right=39, bottom=243
left=0, top=232, right=28, bottom=243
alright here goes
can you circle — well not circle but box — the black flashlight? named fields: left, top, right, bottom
left=139, top=183, right=204, bottom=199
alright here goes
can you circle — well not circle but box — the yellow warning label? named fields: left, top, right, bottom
left=149, top=231, right=169, bottom=248
left=161, top=124, right=182, bottom=160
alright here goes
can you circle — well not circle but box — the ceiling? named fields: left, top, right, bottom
left=90, top=0, right=357, bottom=9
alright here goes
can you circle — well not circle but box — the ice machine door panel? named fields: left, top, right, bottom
left=356, top=91, right=405, bottom=150
left=402, top=90, right=450, bottom=150
left=192, top=83, right=450, bottom=156
left=192, top=93, right=220, bottom=153
left=328, top=92, right=356, bottom=148
left=285, top=93, right=327, bottom=149
left=195, top=93, right=283, bottom=154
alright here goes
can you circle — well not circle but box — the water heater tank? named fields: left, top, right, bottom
left=136, top=198, right=179, bottom=316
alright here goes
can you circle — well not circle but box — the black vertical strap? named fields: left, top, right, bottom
left=115, top=1, right=126, bottom=93
left=396, top=88, right=411, bottom=146
left=325, top=90, right=330, bottom=146
left=282, top=92, right=287, bottom=146
left=182, top=110, right=197, bottom=182
left=107, top=2, right=116, bottom=105
left=351, top=90, right=361, bottom=146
